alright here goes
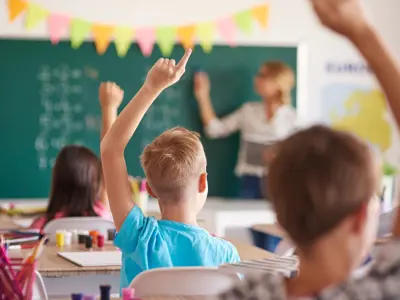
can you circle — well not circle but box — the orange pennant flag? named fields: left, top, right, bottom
left=92, top=24, right=114, bottom=55
left=8, top=0, right=27, bottom=22
left=252, top=4, right=269, bottom=28
left=177, top=25, right=196, bottom=49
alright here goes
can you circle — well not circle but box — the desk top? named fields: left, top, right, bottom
left=0, top=212, right=274, bottom=278
left=33, top=239, right=273, bottom=277
left=1, top=214, right=273, bottom=277
left=0, top=214, right=19, bottom=228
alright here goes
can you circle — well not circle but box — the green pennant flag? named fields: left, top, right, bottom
left=156, top=26, right=176, bottom=57
left=196, top=22, right=215, bottom=53
left=234, top=10, right=253, bottom=35
left=114, top=27, right=134, bottom=57
left=70, top=19, right=91, bottom=49
left=25, top=3, right=49, bottom=30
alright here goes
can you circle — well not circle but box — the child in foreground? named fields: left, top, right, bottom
left=101, top=49, right=240, bottom=288
left=217, top=0, right=400, bottom=299
left=29, top=84, right=123, bottom=229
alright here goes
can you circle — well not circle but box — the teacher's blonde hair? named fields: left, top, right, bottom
left=263, top=61, right=295, bottom=105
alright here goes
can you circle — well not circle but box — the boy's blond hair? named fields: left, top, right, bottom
left=263, top=61, right=295, bottom=105
left=141, top=127, right=205, bottom=201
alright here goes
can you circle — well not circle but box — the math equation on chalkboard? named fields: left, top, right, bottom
left=35, top=65, right=100, bottom=171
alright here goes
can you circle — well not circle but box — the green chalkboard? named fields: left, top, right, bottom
left=0, top=39, right=297, bottom=199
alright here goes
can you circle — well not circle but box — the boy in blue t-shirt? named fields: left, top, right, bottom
left=101, top=49, right=240, bottom=288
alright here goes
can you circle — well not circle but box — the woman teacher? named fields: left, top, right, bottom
left=194, top=61, right=298, bottom=199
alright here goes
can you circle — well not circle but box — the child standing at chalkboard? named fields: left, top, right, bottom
left=194, top=62, right=297, bottom=199
left=29, top=82, right=124, bottom=229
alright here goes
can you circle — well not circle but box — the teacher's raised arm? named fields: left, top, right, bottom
left=193, top=62, right=298, bottom=199
left=194, top=72, right=243, bottom=139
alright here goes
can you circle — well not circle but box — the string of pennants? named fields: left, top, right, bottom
left=7, top=0, right=270, bottom=57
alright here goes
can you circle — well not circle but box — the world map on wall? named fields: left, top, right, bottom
left=320, top=84, right=400, bottom=167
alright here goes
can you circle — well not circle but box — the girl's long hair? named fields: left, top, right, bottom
left=44, top=145, right=101, bottom=225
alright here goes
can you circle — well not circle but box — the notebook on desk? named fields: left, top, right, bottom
left=57, top=251, right=122, bottom=267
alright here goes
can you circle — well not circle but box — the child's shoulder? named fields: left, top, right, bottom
left=209, top=236, right=237, bottom=251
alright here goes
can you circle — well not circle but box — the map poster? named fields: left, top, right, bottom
left=319, top=61, right=400, bottom=168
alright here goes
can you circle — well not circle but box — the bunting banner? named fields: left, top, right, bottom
left=7, top=0, right=270, bottom=57
left=114, top=27, right=135, bottom=57
left=177, top=25, right=196, bottom=50
left=196, top=22, right=215, bottom=53
left=217, top=17, right=236, bottom=47
left=136, top=27, right=156, bottom=57
left=92, top=24, right=114, bottom=55
left=25, top=2, right=49, bottom=30
left=156, top=26, right=176, bottom=57
left=48, top=14, right=70, bottom=44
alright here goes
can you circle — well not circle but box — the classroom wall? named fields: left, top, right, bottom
left=1, top=0, right=400, bottom=161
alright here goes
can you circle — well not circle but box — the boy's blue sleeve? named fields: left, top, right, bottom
left=114, top=205, right=148, bottom=253
left=229, top=246, right=241, bottom=263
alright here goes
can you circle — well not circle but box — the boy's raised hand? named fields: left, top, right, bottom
left=99, top=82, right=124, bottom=110
left=145, top=49, right=192, bottom=92
left=310, top=0, right=371, bottom=40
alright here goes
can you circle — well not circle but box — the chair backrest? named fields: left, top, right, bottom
left=130, top=267, right=239, bottom=297
left=43, top=217, right=115, bottom=242
left=33, top=270, right=48, bottom=300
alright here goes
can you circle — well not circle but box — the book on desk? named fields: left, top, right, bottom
left=220, top=256, right=299, bottom=277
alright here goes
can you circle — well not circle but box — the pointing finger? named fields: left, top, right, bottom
left=176, top=48, right=192, bottom=72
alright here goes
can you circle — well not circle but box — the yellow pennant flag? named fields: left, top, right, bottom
left=156, top=26, right=176, bottom=57
left=196, top=22, right=215, bottom=53
left=7, top=0, right=27, bottom=22
left=252, top=4, right=269, bottom=28
left=177, top=25, right=196, bottom=50
left=114, top=27, right=134, bottom=57
left=70, top=19, right=91, bottom=49
left=25, top=2, right=49, bottom=30
left=92, top=24, right=114, bottom=55
left=234, top=10, right=253, bottom=35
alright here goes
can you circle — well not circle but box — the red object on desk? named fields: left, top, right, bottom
left=97, top=234, right=105, bottom=248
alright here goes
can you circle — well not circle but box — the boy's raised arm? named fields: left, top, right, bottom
left=310, top=0, right=400, bottom=237
left=99, top=82, right=124, bottom=208
left=99, top=82, right=124, bottom=141
left=310, top=0, right=400, bottom=128
left=101, top=49, right=192, bottom=229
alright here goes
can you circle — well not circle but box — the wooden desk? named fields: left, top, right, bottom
left=33, top=239, right=273, bottom=278
left=2, top=214, right=273, bottom=296
left=0, top=214, right=19, bottom=228
left=36, top=244, right=119, bottom=277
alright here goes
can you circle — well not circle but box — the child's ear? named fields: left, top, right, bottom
left=146, top=182, right=157, bottom=198
left=352, top=202, right=368, bottom=234
left=198, top=173, right=207, bottom=193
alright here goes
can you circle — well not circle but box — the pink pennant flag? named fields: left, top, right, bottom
left=136, top=27, right=155, bottom=57
left=48, top=13, right=70, bottom=44
left=217, top=17, right=236, bottom=47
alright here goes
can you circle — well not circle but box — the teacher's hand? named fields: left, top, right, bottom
left=194, top=72, right=211, bottom=102
left=263, top=148, right=276, bottom=164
